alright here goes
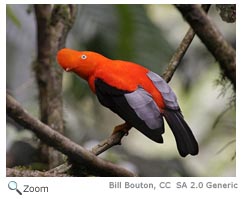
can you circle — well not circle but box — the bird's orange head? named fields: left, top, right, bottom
left=57, top=48, right=109, bottom=80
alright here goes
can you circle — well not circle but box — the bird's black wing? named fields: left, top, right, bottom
left=94, top=78, right=164, bottom=143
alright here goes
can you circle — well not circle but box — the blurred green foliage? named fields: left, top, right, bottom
left=6, top=5, right=21, bottom=28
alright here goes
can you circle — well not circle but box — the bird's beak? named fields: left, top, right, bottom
left=57, top=48, right=77, bottom=72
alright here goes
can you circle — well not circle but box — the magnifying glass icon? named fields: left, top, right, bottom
left=8, top=181, right=22, bottom=195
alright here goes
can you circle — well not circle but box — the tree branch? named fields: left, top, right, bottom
left=91, top=131, right=127, bottom=156
left=34, top=4, right=78, bottom=168
left=176, top=4, right=236, bottom=90
left=6, top=94, right=136, bottom=177
left=7, top=168, right=71, bottom=177
left=162, top=28, right=195, bottom=82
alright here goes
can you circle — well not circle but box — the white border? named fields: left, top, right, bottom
left=1, top=1, right=243, bottom=198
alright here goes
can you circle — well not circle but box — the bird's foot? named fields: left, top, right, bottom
left=112, top=122, right=132, bottom=136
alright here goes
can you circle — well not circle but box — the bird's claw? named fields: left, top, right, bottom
left=112, top=122, right=131, bottom=136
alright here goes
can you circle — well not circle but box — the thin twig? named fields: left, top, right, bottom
left=162, top=28, right=195, bottom=82
left=216, top=139, right=236, bottom=155
left=162, top=4, right=210, bottom=82
left=91, top=131, right=127, bottom=156
left=47, top=162, right=72, bottom=174
left=212, top=105, right=233, bottom=129
left=6, top=94, right=136, bottom=177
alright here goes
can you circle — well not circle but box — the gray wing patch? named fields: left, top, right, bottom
left=124, top=87, right=162, bottom=129
left=147, top=71, right=179, bottom=110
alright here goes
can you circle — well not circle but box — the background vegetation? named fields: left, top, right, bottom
left=6, top=4, right=236, bottom=176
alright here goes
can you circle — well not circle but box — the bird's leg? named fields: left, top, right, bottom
left=112, top=122, right=132, bottom=136
left=91, top=122, right=132, bottom=155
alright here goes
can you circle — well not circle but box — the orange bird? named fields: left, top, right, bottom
left=57, top=48, right=198, bottom=157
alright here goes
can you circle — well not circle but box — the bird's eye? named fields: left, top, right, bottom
left=81, top=54, right=87, bottom=60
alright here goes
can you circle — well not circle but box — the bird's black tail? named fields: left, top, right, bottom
left=163, top=110, right=199, bottom=157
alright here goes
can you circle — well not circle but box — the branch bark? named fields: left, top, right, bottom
left=7, top=168, right=71, bottom=177
left=6, top=94, right=136, bottom=177
left=176, top=4, right=236, bottom=90
left=91, top=131, right=127, bottom=156
left=162, top=28, right=195, bottom=82
left=34, top=5, right=77, bottom=168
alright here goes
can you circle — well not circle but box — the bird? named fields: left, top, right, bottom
left=57, top=48, right=199, bottom=157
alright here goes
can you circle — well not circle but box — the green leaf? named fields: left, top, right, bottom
left=6, top=5, right=21, bottom=28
